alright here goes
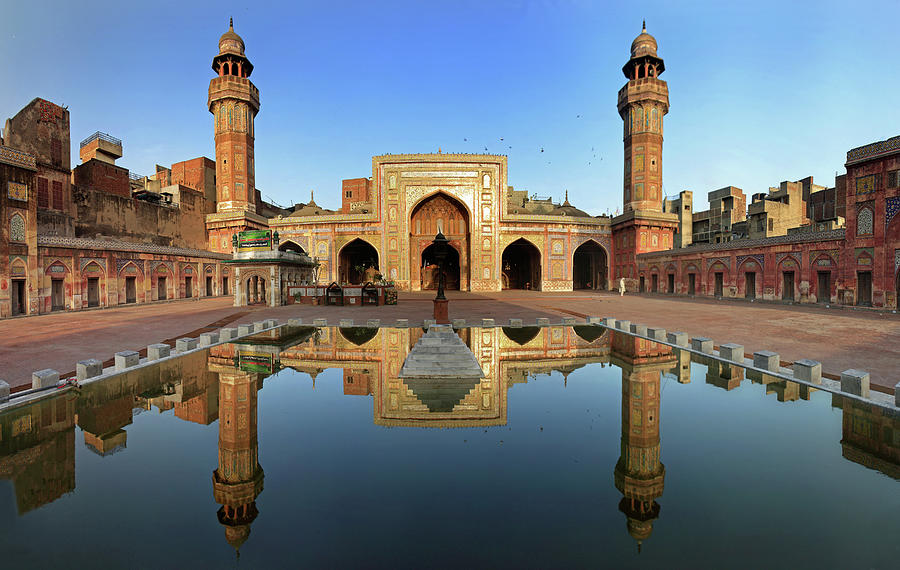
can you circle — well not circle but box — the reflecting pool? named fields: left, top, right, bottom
left=0, top=325, right=897, bottom=568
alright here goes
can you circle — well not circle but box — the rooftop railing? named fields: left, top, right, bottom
left=80, top=131, right=122, bottom=149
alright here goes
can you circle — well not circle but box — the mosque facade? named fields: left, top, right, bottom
left=1, top=20, right=899, bottom=317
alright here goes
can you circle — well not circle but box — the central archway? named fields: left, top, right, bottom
left=573, top=240, right=608, bottom=290
left=410, top=193, right=470, bottom=291
left=339, top=239, right=379, bottom=285
left=502, top=238, right=541, bottom=290
left=420, top=242, right=461, bottom=290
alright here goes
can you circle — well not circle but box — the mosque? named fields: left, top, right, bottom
left=1, top=20, right=898, bottom=317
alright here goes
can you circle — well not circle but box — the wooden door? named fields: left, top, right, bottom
left=745, top=272, right=756, bottom=299
left=857, top=271, right=872, bottom=306
left=52, top=279, right=65, bottom=310
left=125, top=276, right=136, bottom=303
left=87, top=278, right=100, bottom=307
left=817, top=272, right=830, bottom=303
left=714, top=272, right=723, bottom=297
left=782, top=271, right=794, bottom=301
left=158, top=276, right=167, bottom=300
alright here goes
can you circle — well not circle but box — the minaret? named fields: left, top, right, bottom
left=611, top=331, right=672, bottom=552
left=611, top=23, right=677, bottom=288
left=210, top=18, right=259, bottom=213
left=212, top=370, right=264, bottom=556
left=618, top=21, right=668, bottom=213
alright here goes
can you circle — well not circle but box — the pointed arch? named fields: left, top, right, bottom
left=278, top=239, right=307, bottom=255
left=501, top=237, right=542, bottom=290
left=573, top=238, right=609, bottom=290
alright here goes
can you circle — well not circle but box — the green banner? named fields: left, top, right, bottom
left=238, top=230, right=271, bottom=251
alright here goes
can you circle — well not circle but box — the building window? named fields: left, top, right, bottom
left=888, top=170, right=899, bottom=188
left=345, top=191, right=352, bottom=198
left=52, top=180, right=63, bottom=210
left=50, top=137, right=62, bottom=165
left=857, top=207, right=874, bottom=235
left=10, top=214, right=26, bottom=242
left=768, top=218, right=774, bottom=232
left=37, top=177, right=49, bottom=208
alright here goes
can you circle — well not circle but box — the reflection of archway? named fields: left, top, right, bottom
left=420, top=243, right=460, bottom=290
left=502, top=326, right=540, bottom=345
left=339, top=239, right=379, bottom=285
left=410, top=193, right=470, bottom=291
left=502, top=238, right=541, bottom=290
left=278, top=240, right=306, bottom=254
left=573, top=325, right=605, bottom=343
left=339, top=327, right=378, bottom=346
left=573, top=240, right=608, bottom=290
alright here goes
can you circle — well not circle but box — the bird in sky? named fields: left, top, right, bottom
left=540, top=147, right=544, bottom=153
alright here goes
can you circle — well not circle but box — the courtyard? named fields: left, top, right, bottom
left=2, top=290, right=897, bottom=393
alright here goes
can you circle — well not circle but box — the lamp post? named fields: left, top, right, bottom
left=431, top=230, right=450, bottom=323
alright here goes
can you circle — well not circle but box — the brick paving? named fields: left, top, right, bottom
left=1, top=291, right=897, bottom=393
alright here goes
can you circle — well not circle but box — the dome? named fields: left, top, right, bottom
left=630, top=21, right=658, bottom=58
left=218, top=18, right=245, bottom=56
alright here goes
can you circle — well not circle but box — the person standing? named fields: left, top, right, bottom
left=619, top=277, right=626, bottom=297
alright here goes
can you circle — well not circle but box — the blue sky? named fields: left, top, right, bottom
left=2, top=0, right=898, bottom=214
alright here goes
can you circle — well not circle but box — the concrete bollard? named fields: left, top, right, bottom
left=562, top=317, right=577, bottom=325
left=219, top=327, right=237, bottom=341
left=76, top=359, right=104, bottom=381
left=176, top=338, right=198, bottom=352
left=616, top=320, right=631, bottom=330
left=253, top=321, right=266, bottom=332
left=32, top=369, right=59, bottom=390
left=147, top=343, right=170, bottom=360
left=602, top=317, right=616, bottom=327
left=895, top=381, right=900, bottom=407
left=509, top=318, right=523, bottom=327
left=793, top=359, right=822, bottom=384
left=840, top=369, right=870, bottom=398
left=115, top=350, right=140, bottom=370
left=288, top=318, right=303, bottom=327
left=313, top=318, right=327, bottom=327
left=482, top=318, right=495, bottom=327
left=367, top=319, right=381, bottom=327
left=452, top=319, right=466, bottom=329
left=237, top=324, right=254, bottom=336
left=339, top=319, right=354, bottom=327
left=647, top=327, right=667, bottom=341
left=691, top=337, right=714, bottom=354
left=753, top=350, right=780, bottom=371
left=264, top=319, right=278, bottom=328
left=199, top=332, right=219, bottom=347
left=667, top=331, right=689, bottom=347
left=395, top=319, right=409, bottom=328
left=719, top=343, right=745, bottom=363
left=630, top=324, right=648, bottom=336
left=587, top=316, right=602, bottom=325
left=0, top=379, right=9, bottom=403
left=536, top=318, right=550, bottom=326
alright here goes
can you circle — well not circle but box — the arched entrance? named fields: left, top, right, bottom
left=244, top=274, right=267, bottom=305
left=339, top=239, right=379, bottom=285
left=502, top=238, right=541, bottom=290
left=420, top=243, right=460, bottom=290
left=279, top=240, right=306, bottom=254
left=410, top=193, right=470, bottom=291
left=573, top=240, right=608, bottom=290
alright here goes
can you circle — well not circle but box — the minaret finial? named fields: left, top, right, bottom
left=642, top=20, right=646, bottom=32
left=229, top=17, right=234, bottom=30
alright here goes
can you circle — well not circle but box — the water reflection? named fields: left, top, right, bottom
left=0, top=324, right=897, bottom=556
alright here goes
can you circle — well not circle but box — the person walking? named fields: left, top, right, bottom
left=619, top=277, right=626, bottom=297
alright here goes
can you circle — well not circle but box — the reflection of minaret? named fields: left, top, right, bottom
left=610, top=332, right=672, bottom=552
left=212, top=370, right=264, bottom=555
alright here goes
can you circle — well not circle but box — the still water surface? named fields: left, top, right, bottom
left=0, top=325, right=897, bottom=568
